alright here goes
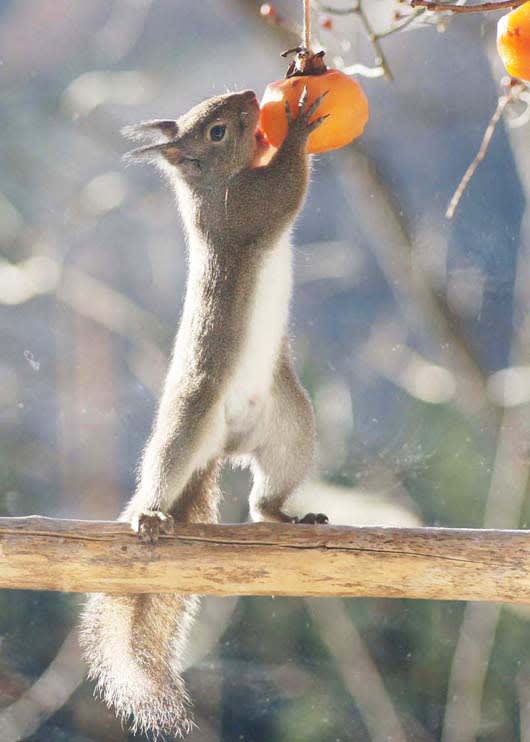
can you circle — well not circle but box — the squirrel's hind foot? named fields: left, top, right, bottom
left=291, top=512, right=329, bottom=525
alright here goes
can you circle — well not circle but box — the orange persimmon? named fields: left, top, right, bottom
left=258, top=67, right=369, bottom=154
left=497, top=1, right=530, bottom=81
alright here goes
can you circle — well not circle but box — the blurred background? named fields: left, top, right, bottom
left=2, top=0, right=530, bottom=739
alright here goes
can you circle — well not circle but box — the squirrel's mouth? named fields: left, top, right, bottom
left=252, top=128, right=276, bottom=168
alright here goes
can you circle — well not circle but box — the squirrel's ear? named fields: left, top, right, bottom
left=123, top=141, right=201, bottom=177
left=124, top=141, right=182, bottom=164
left=121, top=120, right=179, bottom=143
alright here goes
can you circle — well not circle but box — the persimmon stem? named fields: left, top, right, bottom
left=446, top=82, right=522, bottom=220
left=410, top=0, right=526, bottom=13
left=303, top=0, right=312, bottom=50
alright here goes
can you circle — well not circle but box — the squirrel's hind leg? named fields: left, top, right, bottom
left=248, top=350, right=326, bottom=524
left=169, top=459, right=222, bottom=523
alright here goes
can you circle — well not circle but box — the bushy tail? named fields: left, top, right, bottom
left=80, top=463, right=221, bottom=739
left=80, top=592, right=199, bottom=738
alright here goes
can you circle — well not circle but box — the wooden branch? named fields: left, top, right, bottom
left=2, top=517, right=530, bottom=602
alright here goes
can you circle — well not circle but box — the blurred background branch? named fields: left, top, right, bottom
left=440, top=41, right=530, bottom=742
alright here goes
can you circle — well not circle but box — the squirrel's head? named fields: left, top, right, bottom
left=122, top=90, right=260, bottom=184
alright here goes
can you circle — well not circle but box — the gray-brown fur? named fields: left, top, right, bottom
left=80, top=88, right=328, bottom=738
left=247, top=341, right=317, bottom=522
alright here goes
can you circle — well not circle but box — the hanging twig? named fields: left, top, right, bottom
left=446, top=80, right=522, bottom=219
left=303, top=0, right=312, bottom=50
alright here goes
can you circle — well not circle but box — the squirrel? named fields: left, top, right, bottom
left=79, top=87, right=329, bottom=739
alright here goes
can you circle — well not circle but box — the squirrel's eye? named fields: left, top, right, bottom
left=209, top=124, right=226, bottom=142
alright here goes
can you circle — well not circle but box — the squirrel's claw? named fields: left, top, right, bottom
left=297, top=85, right=309, bottom=114
left=286, top=512, right=329, bottom=525
left=297, top=512, right=329, bottom=524
left=307, top=113, right=330, bottom=134
left=304, top=90, right=329, bottom=121
left=135, top=511, right=175, bottom=544
left=284, top=88, right=330, bottom=143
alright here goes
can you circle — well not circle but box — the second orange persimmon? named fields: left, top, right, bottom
left=258, top=69, right=369, bottom=154
left=497, top=1, right=530, bottom=81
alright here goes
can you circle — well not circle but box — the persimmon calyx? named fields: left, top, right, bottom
left=280, top=48, right=328, bottom=78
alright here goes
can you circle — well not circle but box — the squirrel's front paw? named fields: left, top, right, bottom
left=285, top=87, right=329, bottom=144
left=133, top=510, right=175, bottom=544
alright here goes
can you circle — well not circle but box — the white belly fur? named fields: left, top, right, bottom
left=225, top=230, right=292, bottom=433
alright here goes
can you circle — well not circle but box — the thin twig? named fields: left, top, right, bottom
left=376, top=9, right=426, bottom=38
left=446, top=84, right=520, bottom=219
left=270, top=1, right=424, bottom=80
left=356, top=0, right=394, bottom=80
left=317, top=1, right=423, bottom=80
left=319, top=0, right=424, bottom=35
left=339, top=62, right=386, bottom=78
left=411, top=0, right=525, bottom=13
left=317, top=3, right=359, bottom=14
